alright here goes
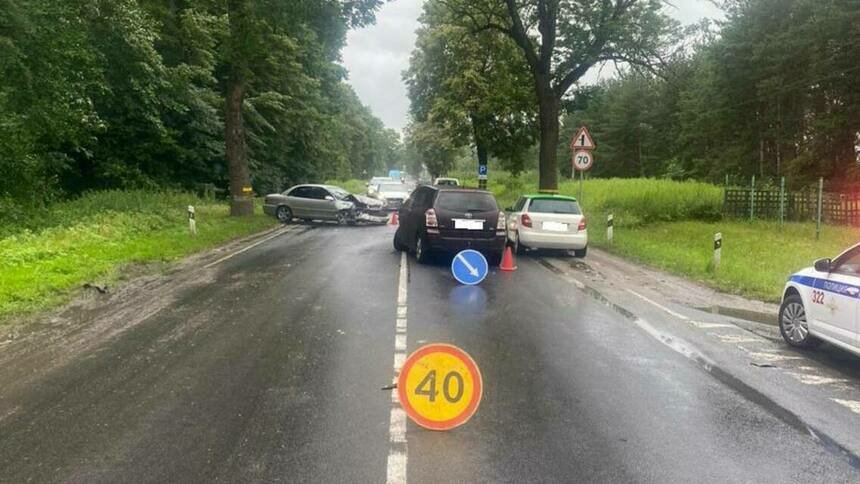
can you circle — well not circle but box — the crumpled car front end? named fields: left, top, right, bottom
left=346, top=194, right=389, bottom=223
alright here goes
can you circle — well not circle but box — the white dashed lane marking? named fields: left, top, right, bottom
left=386, top=252, right=409, bottom=484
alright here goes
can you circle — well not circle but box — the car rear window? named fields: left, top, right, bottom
left=528, top=199, right=581, bottom=214
left=435, top=192, right=498, bottom=212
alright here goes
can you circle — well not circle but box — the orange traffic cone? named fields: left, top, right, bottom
left=389, top=211, right=399, bottom=225
left=500, top=245, right=517, bottom=271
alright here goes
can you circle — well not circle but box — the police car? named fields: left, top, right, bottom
left=780, top=243, right=860, bottom=357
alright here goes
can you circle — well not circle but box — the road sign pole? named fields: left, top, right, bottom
left=578, top=170, right=583, bottom=202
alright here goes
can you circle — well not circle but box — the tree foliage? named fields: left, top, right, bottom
left=0, top=0, right=396, bottom=210
left=404, top=0, right=537, bottom=176
left=565, top=0, right=860, bottom=186
left=438, top=0, right=676, bottom=190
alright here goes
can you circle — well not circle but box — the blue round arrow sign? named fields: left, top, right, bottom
left=451, top=249, right=489, bottom=285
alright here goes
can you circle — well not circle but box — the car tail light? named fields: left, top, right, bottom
left=497, top=211, right=506, bottom=229
left=578, top=217, right=587, bottom=231
left=521, top=213, right=532, bottom=228
left=425, top=208, right=438, bottom=228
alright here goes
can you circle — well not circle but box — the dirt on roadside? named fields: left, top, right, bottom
left=557, top=247, right=780, bottom=320
left=0, top=225, right=296, bottom=402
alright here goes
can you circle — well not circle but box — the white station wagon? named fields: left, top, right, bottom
left=505, top=194, right=587, bottom=257
left=780, top=243, right=860, bottom=357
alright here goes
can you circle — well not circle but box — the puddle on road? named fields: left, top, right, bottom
left=694, top=305, right=777, bottom=326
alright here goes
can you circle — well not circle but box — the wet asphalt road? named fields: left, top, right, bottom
left=0, top=224, right=858, bottom=483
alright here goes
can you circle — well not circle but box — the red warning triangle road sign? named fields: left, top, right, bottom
left=570, top=126, right=596, bottom=150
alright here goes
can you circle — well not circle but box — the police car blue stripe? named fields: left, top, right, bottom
left=789, top=275, right=817, bottom=288
left=789, top=274, right=860, bottom=299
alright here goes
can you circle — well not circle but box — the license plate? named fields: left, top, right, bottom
left=454, top=219, right=484, bottom=230
left=542, top=221, right=568, bottom=232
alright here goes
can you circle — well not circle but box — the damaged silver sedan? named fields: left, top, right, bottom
left=263, top=184, right=388, bottom=225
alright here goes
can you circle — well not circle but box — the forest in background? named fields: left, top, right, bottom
left=0, top=0, right=395, bottom=215
left=2, top=0, right=859, bottom=217
left=405, top=0, right=860, bottom=189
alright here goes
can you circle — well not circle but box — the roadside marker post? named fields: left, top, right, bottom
left=606, top=214, right=614, bottom=243
left=714, top=233, right=722, bottom=269
left=187, top=205, right=197, bottom=235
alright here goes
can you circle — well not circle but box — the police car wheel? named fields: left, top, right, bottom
left=276, top=206, right=292, bottom=223
left=779, top=294, right=816, bottom=348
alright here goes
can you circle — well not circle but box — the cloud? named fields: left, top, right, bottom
left=341, top=0, right=423, bottom=133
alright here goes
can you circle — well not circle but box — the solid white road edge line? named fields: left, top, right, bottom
left=387, top=251, right=409, bottom=484
left=202, top=225, right=295, bottom=269
left=626, top=288, right=691, bottom=321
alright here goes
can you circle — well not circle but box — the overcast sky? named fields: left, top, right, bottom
left=341, top=1, right=724, bottom=134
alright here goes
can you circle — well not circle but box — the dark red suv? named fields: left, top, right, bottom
left=393, top=185, right=506, bottom=264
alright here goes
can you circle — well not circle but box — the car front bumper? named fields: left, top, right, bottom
left=263, top=204, right=278, bottom=217
left=518, top=229, right=588, bottom=250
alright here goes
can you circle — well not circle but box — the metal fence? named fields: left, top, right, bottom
left=723, top=179, right=860, bottom=226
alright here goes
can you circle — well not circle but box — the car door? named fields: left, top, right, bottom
left=305, top=187, right=337, bottom=219
left=285, top=186, right=312, bottom=217
left=400, top=187, right=428, bottom=248
left=811, top=247, right=860, bottom=347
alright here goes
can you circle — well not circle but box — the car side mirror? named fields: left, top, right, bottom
left=324, top=195, right=335, bottom=201
left=814, top=258, right=832, bottom=273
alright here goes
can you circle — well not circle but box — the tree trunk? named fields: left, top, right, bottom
left=225, top=76, right=253, bottom=216
left=225, top=0, right=253, bottom=217
left=537, top=89, right=560, bottom=191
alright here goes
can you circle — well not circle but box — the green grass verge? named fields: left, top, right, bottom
left=588, top=219, right=860, bottom=302
left=0, top=190, right=278, bottom=321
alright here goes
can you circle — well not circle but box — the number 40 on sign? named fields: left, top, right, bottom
left=397, top=344, right=483, bottom=431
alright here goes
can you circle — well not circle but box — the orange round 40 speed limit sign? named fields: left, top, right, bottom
left=397, top=344, right=482, bottom=431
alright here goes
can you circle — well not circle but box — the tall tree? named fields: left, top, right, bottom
left=222, top=0, right=382, bottom=216
left=405, top=0, right=536, bottom=181
left=445, top=0, right=674, bottom=190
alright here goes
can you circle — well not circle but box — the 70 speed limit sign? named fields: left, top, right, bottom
left=397, top=344, right=482, bottom=431
left=572, top=150, right=593, bottom=172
